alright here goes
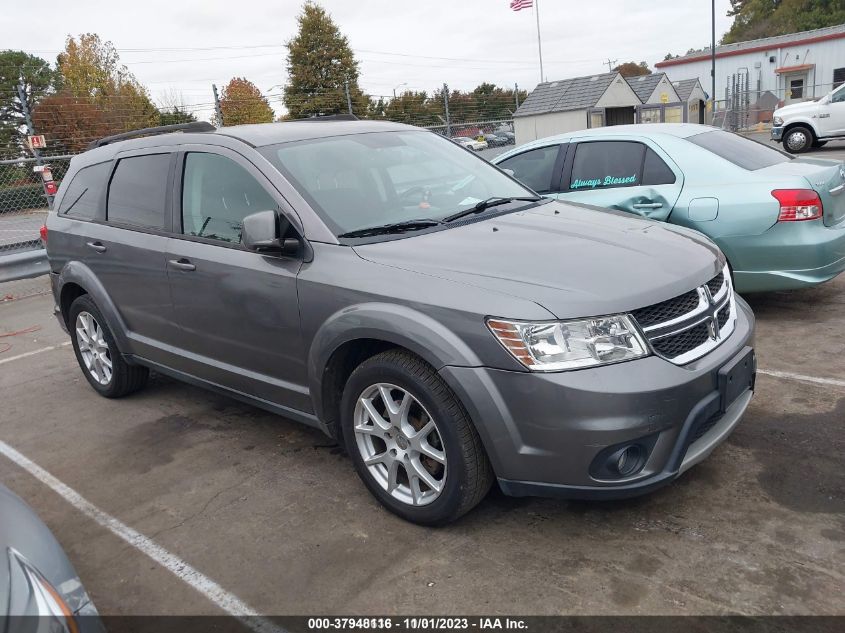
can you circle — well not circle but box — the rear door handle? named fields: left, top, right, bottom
left=632, top=202, right=663, bottom=209
left=86, top=241, right=107, bottom=253
left=168, top=258, right=196, bottom=271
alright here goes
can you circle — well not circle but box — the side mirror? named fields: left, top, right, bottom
left=242, top=210, right=299, bottom=255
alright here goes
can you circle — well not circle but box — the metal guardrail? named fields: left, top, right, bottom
left=0, top=248, right=49, bottom=284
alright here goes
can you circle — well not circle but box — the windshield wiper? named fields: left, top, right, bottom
left=338, top=218, right=443, bottom=239
left=443, top=196, right=542, bottom=223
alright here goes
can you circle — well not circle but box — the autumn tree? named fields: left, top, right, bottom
left=723, top=0, right=845, bottom=43
left=613, top=61, right=652, bottom=78
left=0, top=51, right=55, bottom=156
left=33, top=34, right=158, bottom=152
left=284, top=2, right=368, bottom=118
left=217, top=78, right=274, bottom=125
left=383, top=91, right=434, bottom=125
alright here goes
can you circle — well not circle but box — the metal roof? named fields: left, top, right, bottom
left=656, top=23, right=845, bottom=68
left=513, top=72, right=619, bottom=118
left=625, top=73, right=667, bottom=102
left=671, top=78, right=703, bottom=101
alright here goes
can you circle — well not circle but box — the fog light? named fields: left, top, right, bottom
left=615, top=445, right=643, bottom=477
left=589, top=434, right=657, bottom=481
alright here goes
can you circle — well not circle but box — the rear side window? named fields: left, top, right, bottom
left=58, top=162, right=111, bottom=219
left=107, top=154, right=171, bottom=229
left=569, top=141, right=644, bottom=190
left=496, top=145, right=560, bottom=193
left=642, top=148, right=676, bottom=185
left=181, top=153, right=276, bottom=244
left=687, top=130, right=791, bottom=170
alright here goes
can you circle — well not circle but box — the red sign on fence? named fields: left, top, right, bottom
left=27, top=135, right=46, bottom=149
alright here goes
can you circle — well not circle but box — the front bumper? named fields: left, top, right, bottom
left=771, top=126, right=784, bottom=141
left=439, top=297, right=755, bottom=499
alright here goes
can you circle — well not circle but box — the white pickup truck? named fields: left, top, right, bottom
left=772, top=83, right=845, bottom=153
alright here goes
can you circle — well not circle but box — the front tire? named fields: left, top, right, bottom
left=69, top=295, right=149, bottom=398
left=783, top=126, right=814, bottom=154
left=341, top=350, right=493, bottom=525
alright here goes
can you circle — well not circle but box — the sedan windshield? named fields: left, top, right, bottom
left=261, top=130, right=535, bottom=236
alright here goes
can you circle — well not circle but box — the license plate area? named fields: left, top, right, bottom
left=718, top=346, right=756, bottom=413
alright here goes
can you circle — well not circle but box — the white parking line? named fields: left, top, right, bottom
left=757, top=368, right=845, bottom=389
left=0, top=440, right=286, bottom=633
left=0, top=342, right=71, bottom=365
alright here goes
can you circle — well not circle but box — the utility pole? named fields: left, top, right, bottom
left=604, top=58, right=618, bottom=73
left=212, top=84, right=223, bottom=126
left=17, top=84, right=53, bottom=208
left=443, top=83, right=451, bottom=137
left=344, top=79, right=353, bottom=115
left=711, top=0, right=717, bottom=123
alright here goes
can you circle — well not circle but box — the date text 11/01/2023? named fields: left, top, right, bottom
left=307, top=617, right=529, bottom=630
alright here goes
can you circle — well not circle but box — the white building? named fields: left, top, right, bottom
left=655, top=23, right=845, bottom=105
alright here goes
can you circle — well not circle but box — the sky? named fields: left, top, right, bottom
left=1, top=0, right=735, bottom=120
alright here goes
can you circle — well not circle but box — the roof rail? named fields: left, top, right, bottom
left=290, top=114, right=359, bottom=122
left=87, top=121, right=216, bottom=150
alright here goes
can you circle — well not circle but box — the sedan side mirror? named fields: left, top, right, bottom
left=242, top=210, right=299, bottom=255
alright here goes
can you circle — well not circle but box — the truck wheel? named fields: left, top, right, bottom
left=341, top=349, right=493, bottom=526
left=69, top=295, right=149, bottom=398
left=783, top=126, right=813, bottom=154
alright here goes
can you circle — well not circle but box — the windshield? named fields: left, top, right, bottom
left=687, top=129, right=792, bottom=170
left=261, top=130, right=534, bottom=236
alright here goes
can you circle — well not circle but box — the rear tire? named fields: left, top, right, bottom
left=69, top=295, right=149, bottom=398
left=783, top=126, right=814, bottom=154
left=341, top=349, right=493, bottom=526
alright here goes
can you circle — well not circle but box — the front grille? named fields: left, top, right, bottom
left=707, top=272, right=725, bottom=296
left=631, top=289, right=700, bottom=328
left=632, top=268, right=735, bottom=365
left=651, top=322, right=710, bottom=358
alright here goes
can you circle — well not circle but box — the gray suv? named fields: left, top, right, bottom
left=45, top=120, right=756, bottom=525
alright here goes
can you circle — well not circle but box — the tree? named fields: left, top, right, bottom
left=284, top=2, right=368, bottom=118
left=218, top=78, right=274, bottom=125
left=40, top=33, right=158, bottom=149
left=722, top=0, right=845, bottom=44
left=613, top=61, right=652, bottom=77
left=159, top=107, right=198, bottom=126
left=0, top=51, right=55, bottom=156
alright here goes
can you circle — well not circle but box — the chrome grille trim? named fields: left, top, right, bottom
left=632, top=265, right=736, bottom=365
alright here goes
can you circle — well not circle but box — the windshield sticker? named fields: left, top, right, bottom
left=571, top=175, right=638, bottom=189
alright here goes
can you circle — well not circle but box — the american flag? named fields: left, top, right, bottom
left=510, top=0, right=533, bottom=10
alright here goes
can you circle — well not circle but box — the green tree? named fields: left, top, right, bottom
left=284, top=2, right=368, bottom=118
left=218, top=78, right=274, bottom=125
left=723, top=0, right=845, bottom=44
left=613, top=61, right=652, bottom=77
left=159, top=107, right=198, bottom=126
left=0, top=51, right=55, bottom=156
left=383, top=90, right=435, bottom=125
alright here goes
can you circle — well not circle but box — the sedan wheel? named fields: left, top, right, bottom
left=75, top=311, right=113, bottom=385
left=353, top=383, right=447, bottom=507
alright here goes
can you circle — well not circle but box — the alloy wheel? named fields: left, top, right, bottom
left=353, top=383, right=447, bottom=507
left=75, top=311, right=113, bottom=386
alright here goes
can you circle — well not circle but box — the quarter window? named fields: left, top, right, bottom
left=496, top=145, right=560, bottom=193
left=181, top=153, right=276, bottom=244
left=569, top=141, right=644, bottom=190
left=58, top=162, right=111, bottom=219
left=107, top=154, right=171, bottom=229
left=642, top=148, right=676, bottom=185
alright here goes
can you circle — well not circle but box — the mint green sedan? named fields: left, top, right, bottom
left=492, top=124, right=845, bottom=292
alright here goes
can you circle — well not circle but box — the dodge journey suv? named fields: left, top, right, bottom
left=46, top=119, right=756, bottom=525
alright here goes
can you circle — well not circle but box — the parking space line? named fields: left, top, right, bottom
left=0, top=440, right=286, bottom=633
left=757, top=368, right=845, bottom=389
left=0, top=342, right=71, bottom=365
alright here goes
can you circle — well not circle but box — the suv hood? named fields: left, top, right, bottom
left=353, top=201, right=723, bottom=319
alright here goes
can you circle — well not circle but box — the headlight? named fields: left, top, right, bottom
left=487, top=314, right=649, bottom=371
left=773, top=116, right=783, bottom=127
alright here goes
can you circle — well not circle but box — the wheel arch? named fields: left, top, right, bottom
left=782, top=120, right=818, bottom=142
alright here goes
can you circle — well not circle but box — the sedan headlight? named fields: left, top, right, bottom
left=487, top=314, right=649, bottom=371
left=773, top=116, right=784, bottom=127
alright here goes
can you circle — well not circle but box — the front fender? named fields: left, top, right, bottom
left=307, top=302, right=485, bottom=419
left=783, top=117, right=820, bottom=135
left=57, top=261, right=130, bottom=353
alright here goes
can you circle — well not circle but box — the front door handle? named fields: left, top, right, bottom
left=632, top=202, right=664, bottom=209
left=168, top=258, right=196, bottom=271
left=86, top=241, right=107, bottom=253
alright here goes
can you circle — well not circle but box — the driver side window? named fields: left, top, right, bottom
left=182, top=153, right=276, bottom=244
left=497, top=145, right=561, bottom=193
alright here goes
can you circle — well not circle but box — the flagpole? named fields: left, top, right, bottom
left=535, top=0, right=544, bottom=82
